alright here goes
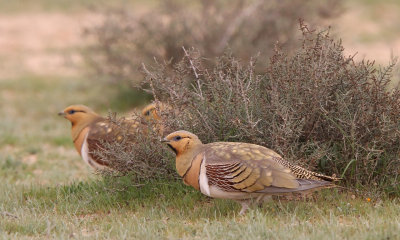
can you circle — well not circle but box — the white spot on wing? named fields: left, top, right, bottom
left=199, top=156, right=211, bottom=196
left=81, top=132, right=91, bottom=165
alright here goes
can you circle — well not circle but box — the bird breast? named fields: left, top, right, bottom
left=183, top=153, right=204, bottom=190
left=73, top=127, right=89, bottom=155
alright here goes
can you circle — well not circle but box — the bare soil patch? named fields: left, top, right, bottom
left=334, top=3, right=400, bottom=63
left=0, top=12, right=101, bottom=77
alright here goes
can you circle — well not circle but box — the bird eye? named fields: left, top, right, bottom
left=174, top=136, right=182, bottom=141
left=145, top=111, right=150, bottom=116
left=68, top=110, right=76, bottom=114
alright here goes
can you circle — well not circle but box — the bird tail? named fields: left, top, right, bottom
left=257, top=179, right=336, bottom=194
left=311, top=172, right=342, bottom=182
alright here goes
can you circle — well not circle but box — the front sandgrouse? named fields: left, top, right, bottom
left=162, top=130, right=340, bottom=214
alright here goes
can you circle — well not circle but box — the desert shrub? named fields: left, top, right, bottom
left=93, top=113, right=177, bottom=182
left=142, top=24, right=400, bottom=196
left=85, top=0, right=342, bottom=84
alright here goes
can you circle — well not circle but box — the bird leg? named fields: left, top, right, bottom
left=237, top=195, right=273, bottom=215
left=236, top=200, right=251, bottom=215
left=256, top=194, right=272, bottom=204
left=256, top=194, right=272, bottom=208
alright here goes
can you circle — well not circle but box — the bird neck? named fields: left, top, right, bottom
left=176, top=144, right=203, bottom=177
left=71, top=116, right=100, bottom=142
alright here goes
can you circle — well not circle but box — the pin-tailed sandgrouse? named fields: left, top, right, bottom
left=59, top=105, right=142, bottom=170
left=162, top=130, right=340, bottom=214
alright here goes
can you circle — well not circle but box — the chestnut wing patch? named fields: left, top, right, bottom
left=205, top=142, right=299, bottom=192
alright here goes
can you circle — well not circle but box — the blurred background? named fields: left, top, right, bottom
left=0, top=0, right=399, bottom=184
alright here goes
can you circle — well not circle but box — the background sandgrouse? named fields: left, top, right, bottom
left=59, top=104, right=142, bottom=170
left=141, top=102, right=171, bottom=135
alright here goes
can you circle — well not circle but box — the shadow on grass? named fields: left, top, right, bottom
left=21, top=175, right=243, bottom=219
left=20, top=175, right=358, bottom=221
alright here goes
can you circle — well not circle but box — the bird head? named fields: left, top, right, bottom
left=161, top=130, right=202, bottom=156
left=162, top=130, right=203, bottom=177
left=58, top=105, right=99, bottom=126
left=142, top=103, right=158, bottom=121
left=142, top=102, right=172, bottom=122
left=59, top=105, right=101, bottom=142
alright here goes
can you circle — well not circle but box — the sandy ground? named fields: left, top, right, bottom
left=0, top=13, right=102, bottom=77
left=334, top=3, right=400, bottom=64
left=0, top=3, right=399, bottom=78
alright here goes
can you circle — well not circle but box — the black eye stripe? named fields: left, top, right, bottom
left=174, top=136, right=182, bottom=141
left=68, top=110, right=86, bottom=114
left=173, top=136, right=192, bottom=141
left=167, top=144, right=177, bottom=154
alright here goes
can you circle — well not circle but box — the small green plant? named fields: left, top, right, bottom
left=142, top=22, right=400, bottom=196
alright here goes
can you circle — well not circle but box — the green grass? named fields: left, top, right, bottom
left=0, top=74, right=122, bottom=186
left=1, top=177, right=399, bottom=239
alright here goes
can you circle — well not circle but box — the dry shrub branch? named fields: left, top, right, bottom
left=142, top=24, right=400, bottom=196
left=94, top=113, right=177, bottom=182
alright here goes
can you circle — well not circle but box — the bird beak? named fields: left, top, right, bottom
left=58, top=111, right=66, bottom=117
left=160, top=137, right=169, bottom=143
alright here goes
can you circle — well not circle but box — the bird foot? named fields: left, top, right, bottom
left=238, top=200, right=250, bottom=215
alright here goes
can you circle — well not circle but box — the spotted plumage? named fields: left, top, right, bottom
left=59, top=104, right=143, bottom=170
left=162, top=130, right=340, bottom=214
left=274, top=157, right=339, bottom=181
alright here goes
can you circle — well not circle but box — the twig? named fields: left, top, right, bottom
left=182, top=46, right=199, bottom=79
left=142, top=63, right=160, bottom=103
left=182, top=46, right=204, bottom=100
left=2, top=211, right=18, bottom=219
